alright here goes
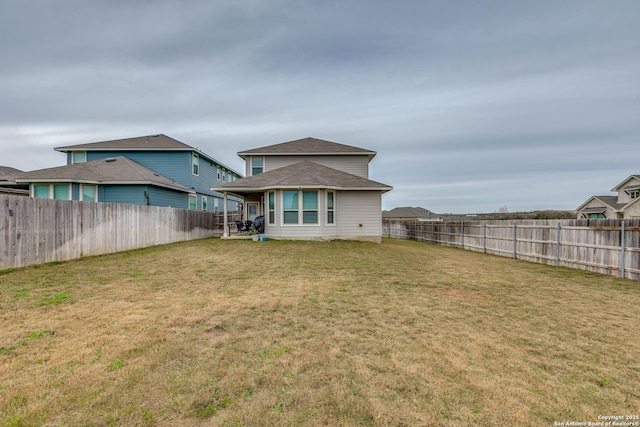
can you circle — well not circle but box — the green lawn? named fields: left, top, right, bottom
left=1, top=238, right=638, bottom=426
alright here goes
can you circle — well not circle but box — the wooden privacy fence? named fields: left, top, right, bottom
left=1, top=195, right=238, bottom=270
left=383, top=219, right=640, bottom=280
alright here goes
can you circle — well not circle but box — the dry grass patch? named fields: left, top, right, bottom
left=1, top=238, right=639, bottom=426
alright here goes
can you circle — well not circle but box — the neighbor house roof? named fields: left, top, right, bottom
left=237, top=137, right=377, bottom=160
left=212, top=161, right=391, bottom=194
left=382, top=207, right=438, bottom=219
left=576, top=195, right=626, bottom=212
left=611, top=175, right=640, bottom=192
left=55, top=134, right=192, bottom=152
left=54, top=134, right=241, bottom=176
left=16, top=156, right=191, bottom=193
left=0, top=166, right=26, bottom=184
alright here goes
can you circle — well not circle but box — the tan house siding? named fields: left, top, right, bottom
left=617, top=177, right=640, bottom=204
left=624, top=202, right=640, bottom=219
left=577, top=199, right=619, bottom=220
left=262, top=155, right=370, bottom=178
left=336, top=191, right=382, bottom=242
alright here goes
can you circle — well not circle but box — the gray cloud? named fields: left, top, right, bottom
left=1, top=0, right=639, bottom=213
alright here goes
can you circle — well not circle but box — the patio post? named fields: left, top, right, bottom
left=223, top=192, right=229, bottom=237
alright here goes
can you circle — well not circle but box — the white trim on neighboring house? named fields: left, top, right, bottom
left=71, top=151, right=87, bottom=164
left=31, top=183, right=72, bottom=200
left=192, top=153, right=200, bottom=176
left=189, top=194, right=197, bottom=210
left=79, top=184, right=98, bottom=202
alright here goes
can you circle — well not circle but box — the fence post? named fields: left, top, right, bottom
left=483, top=223, right=487, bottom=254
left=621, top=220, right=626, bottom=279
left=444, top=222, right=448, bottom=246
left=461, top=221, right=464, bottom=249
left=513, top=224, right=517, bottom=259
left=556, top=222, right=561, bottom=267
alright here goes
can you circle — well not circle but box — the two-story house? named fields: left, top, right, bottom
left=213, top=137, right=392, bottom=242
left=16, top=134, right=242, bottom=211
left=576, top=175, right=640, bottom=219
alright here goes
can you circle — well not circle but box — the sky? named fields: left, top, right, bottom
left=1, top=0, right=639, bottom=214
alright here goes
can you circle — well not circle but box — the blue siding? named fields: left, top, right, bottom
left=100, top=185, right=189, bottom=209
left=85, top=150, right=242, bottom=209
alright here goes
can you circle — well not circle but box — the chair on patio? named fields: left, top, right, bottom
left=234, top=220, right=250, bottom=235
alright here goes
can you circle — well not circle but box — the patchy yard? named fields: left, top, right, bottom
left=1, top=238, right=638, bottom=426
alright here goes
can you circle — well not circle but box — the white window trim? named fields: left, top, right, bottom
left=326, top=190, right=336, bottom=226
left=268, top=191, right=276, bottom=225
left=192, top=153, right=200, bottom=176
left=217, top=166, right=221, bottom=180
left=32, top=183, right=72, bottom=200
left=188, top=194, right=197, bottom=210
left=282, top=190, right=319, bottom=226
left=251, top=156, right=264, bottom=176
left=79, top=184, right=98, bottom=202
left=71, top=151, right=87, bottom=164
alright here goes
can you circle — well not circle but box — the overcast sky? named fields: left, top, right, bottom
left=1, top=1, right=639, bottom=213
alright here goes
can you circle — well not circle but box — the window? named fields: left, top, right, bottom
left=282, top=190, right=318, bottom=225
left=80, top=185, right=97, bottom=202
left=213, top=197, right=219, bottom=213
left=34, top=184, right=50, bottom=199
left=302, top=191, right=318, bottom=224
left=222, top=170, right=226, bottom=182
left=53, top=184, right=69, bottom=200
left=201, top=195, right=207, bottom=211
left=327, top=191, right=335, bottom=225
left=189, top=194, right=197, bottom=210
left=589, top=213, right=605, bottom=219
left=268, top=191, right=275, bottom=224
left=217, top=166, right=221, bottom=180
left=283, top=191, right=298, bottom=224
left=251, top=157, right=263, bottom=175
left=192, top=153, right=200, bottom=175
left=631, top=190, right=640, bottom=199
left=72, top=151, right=86, bottom=164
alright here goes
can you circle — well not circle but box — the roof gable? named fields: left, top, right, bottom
left=16, top=157, right=190, bottom=192
left=576, top=195, right=625, bottom=212
left=238, top=137, right=376, bottom=160
left=611, top=175, right=640, bottom=192
left=213, top=161, right=391, bottom=192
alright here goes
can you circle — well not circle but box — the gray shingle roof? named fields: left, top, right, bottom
left=16, top=157, right=190, bottom=192
left=0, top=166, right=25, bottom=183
left=213, top=161, right=391, bottom=193
left=592, top=196, right=626, bottom=210
left=237, top=137, right=376, bottom=159
left=382, top=207, right=437, bottom=218
left=54, top=134, right=192, bottom=151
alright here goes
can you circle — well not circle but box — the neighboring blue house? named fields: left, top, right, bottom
left=17, top=134, right=243, bottom=211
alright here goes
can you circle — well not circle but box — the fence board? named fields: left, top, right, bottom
left=0, top=195, right=239, bottom=270
left=383, top=219, right=640, bottom=280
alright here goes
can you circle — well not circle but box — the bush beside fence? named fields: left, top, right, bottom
left=1, top=195, right=238, bottom=269
left=383, top=219, right=640, bottom=280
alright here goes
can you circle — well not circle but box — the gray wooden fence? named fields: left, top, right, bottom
left=383, top=219, right=640, bottom=280
left=1, top=195, right=238, bottom=270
